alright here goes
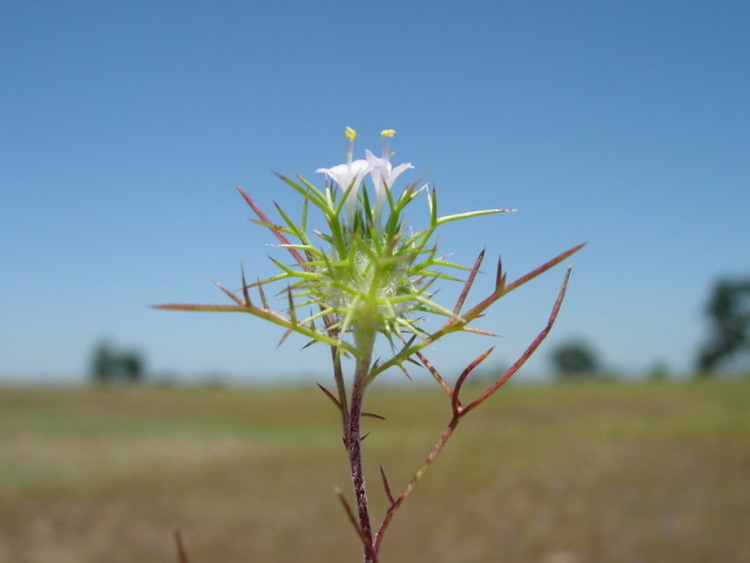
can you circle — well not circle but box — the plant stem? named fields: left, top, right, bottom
left=330, top=343, right=349, bottom=434
left=348, top=327, right=377, bottom=562
left=348, top=375, right=375, bottom=562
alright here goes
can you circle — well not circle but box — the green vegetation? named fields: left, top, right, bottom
left=1, top=380, right=749, bottom=562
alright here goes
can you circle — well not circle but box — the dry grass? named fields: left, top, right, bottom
left=1, top=379, right=749, bottom=562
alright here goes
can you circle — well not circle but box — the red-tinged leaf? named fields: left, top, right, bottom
left=214, top=281, right=243, bottom=306
left=276, top=328, right=293, bottom=349
left=334, top=487, right=368, bottom=545
left=463, top=326, right=499, bottom=337
left=453, top=346, right=495, bottom=416
left=414, top=350, right=453, bottom=398
left=362, top=411, right=386, bottom=421
left=236, top=185, right=306, bottom=267
left=380, top=466, right=395, bottom=505
left=156, top=300, right=356, bottom=354
left=453, top=249, right=485, bottom=315
left=317, top=383, right=342, bottom=410
left=503, top=242, right=585, bottom=295
left=495, top=256, right=506, bottom=295
left=240, top=266, right=252, bottom=307
left=256, top=278, right=269, bottom=309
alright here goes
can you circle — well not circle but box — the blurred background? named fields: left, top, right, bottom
left=2, top=1, right=749, bottom=386
left=2, top=4, right=749, bottom=562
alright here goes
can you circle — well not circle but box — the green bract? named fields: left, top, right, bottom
left=258, top=130, right=508, bottom=370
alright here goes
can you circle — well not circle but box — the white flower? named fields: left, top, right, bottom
left=365, top=129, right=414, bottom=225
left=317, top=127, right=369, bottom=224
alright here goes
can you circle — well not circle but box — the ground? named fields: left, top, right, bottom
left=1, top=379, right=748, bottom=562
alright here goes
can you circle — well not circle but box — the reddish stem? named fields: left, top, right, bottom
left=347, top=374, right=376, bottom=562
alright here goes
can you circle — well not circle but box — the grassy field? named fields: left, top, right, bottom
left=1, top=379, right=749, bottom=562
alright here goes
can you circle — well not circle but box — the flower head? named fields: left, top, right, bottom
left=157, top=126, right=574, bottom=380
left=316, top=127, right=369, bottom=225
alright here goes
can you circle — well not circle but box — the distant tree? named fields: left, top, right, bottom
left=697, top=278, right=750, bottom=374
left=118, top=352, right=144, bottom=383
left=90, top=341, right=145, bottom=384
left=550, top=340, right=600, bottom=378
left=91, top=341, right=116, bottom=384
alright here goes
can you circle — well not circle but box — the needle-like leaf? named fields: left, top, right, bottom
left=214, top=281, right=243, bottom=306
left=380, top=466, right=395, bottom=505
left=453, top=249, right=485, bottom=315
left=452, top=346, right=495, bottom=416
left=317, top=383, right=342, bottom=411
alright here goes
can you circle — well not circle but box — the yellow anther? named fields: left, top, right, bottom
left=381, top=129, right=396, bottom=138
left=345, top=127, right=357, bottom=142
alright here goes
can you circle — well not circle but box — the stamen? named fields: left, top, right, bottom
left=381, top=129, right=396, bottom=159
left=345, top=127, right=357, bottom=163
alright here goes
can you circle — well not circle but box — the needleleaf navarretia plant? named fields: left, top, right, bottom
left=156, top=128, right=584, bottom=562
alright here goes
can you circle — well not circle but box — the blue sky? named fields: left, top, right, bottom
left=1, top=1, right=748, bottom=384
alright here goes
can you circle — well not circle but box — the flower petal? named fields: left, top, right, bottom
left=317, top=160, right=369, bottom=223
left=386, top=162, right=414, bottom=187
